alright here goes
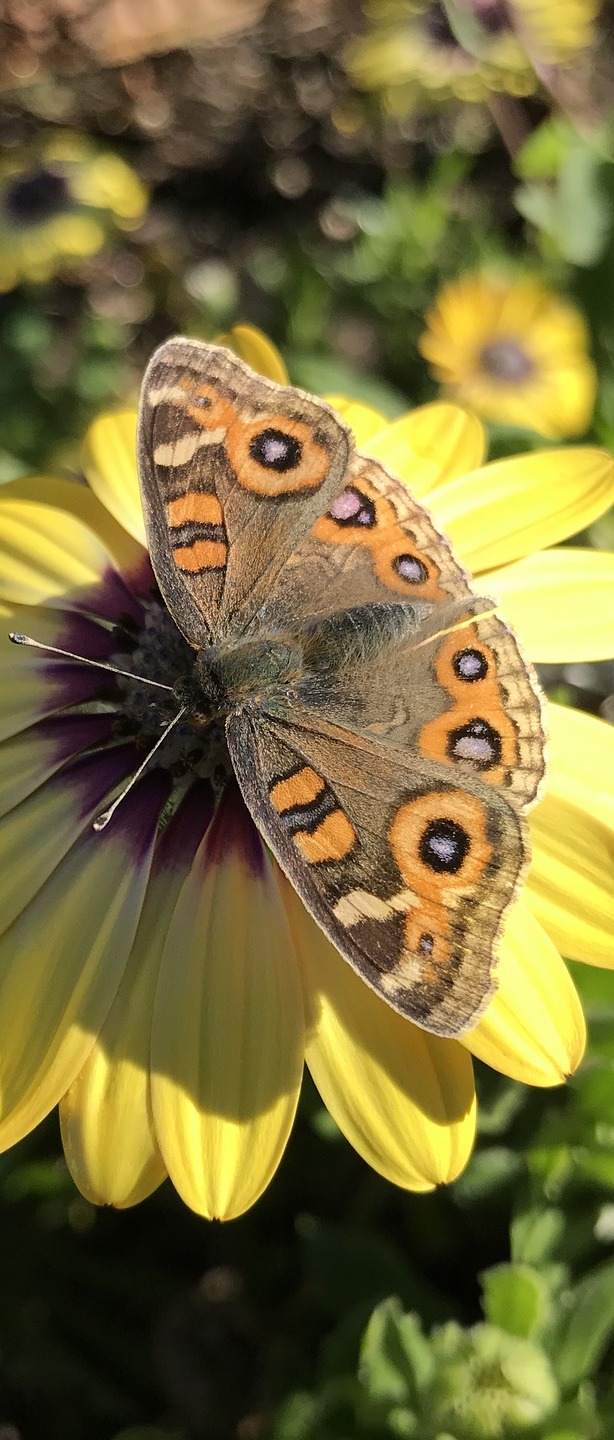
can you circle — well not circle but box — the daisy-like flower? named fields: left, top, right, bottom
left=419, top=273, right=597, bottom=439
left=0, top=131, right=148, bottom=291
left=346, top=0, right=599, bottom=111
left=0, top=324, right=613, bottom=1221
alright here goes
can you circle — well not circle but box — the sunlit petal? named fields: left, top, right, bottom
left=81, top=411, right=146, bottom=547
left=527, top=788, right=614, bottom=969
left=464, top=900, right=585, bottom=1084
left=216, top=323, right=290, bottom=384
left=368, top=402, right=486, bottom=495
left=0, top=772, right=169, bottom=1151
left=0, top=497, right=141, bottom=615
left=151, top=788, right=304, bottom=1221
left=486, top=548, right=614, bottom=661
left=428, top=449, right=614, bottom=572
left=1, top=474, right=145, bottom=578
left=283, top=882, right=475, bottom=1190
left=60, top=785, right=213, bottom=1209
left=547, top=704, right=614, bottom=825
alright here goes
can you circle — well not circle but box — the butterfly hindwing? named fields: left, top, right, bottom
left=227, top=701, right=528, bottom=1038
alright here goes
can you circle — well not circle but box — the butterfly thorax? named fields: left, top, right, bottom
left=174, top=633, right=305, bottom=727
left=173, top=600, right=435, bottom=730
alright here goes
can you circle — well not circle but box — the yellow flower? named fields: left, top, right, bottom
left=419, top=274, right=597, bottom=439
left=0, top=324, right=612, bottom=1220
left=0, top=131, right=148, bottom=291
left=346, top=0, right=599, bottom=111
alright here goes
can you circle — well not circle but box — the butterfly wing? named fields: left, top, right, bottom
left=137, top=338, right=352, bottom=646
left=256, top=451, right=545, bottom=810
left=226, top=697, right=528, bottom=1038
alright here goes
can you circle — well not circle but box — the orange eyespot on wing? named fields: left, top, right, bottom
left=417, top=618, right=545, bottom=807
left=225, top=414, right=332, bottom=496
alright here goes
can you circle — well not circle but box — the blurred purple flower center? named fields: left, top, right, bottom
left=480, top=338, right=533, bottom=381
left=4, top=166, right=71, bottom=226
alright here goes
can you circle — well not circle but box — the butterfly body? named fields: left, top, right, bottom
left=138, top=338, right=546, bottom=1038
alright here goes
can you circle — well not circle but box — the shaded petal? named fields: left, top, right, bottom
left=1, top=474, right=145, bottom=579
left=367, top=403, right=486, bottom=495
left=0, top=602, right=119, bottom=740
left=0, top=713, right=116, bottom=817
left=0, top=498, right=142, bottom=618
left=283, top=881, right=475, bottom=1190
left=428, top=449, right=614, bottom=572
left=216, top=324, right=289, bottom=384
left=527, top=769, right=614, bottom=970
left=463, top=900, right=585, bottom=1084
left=0, top=771, right=169, bottom=1151
left=486, top=548, right=614, bottom=662
left=60, top=784, right=214, bottom=1208
left=151, top=786, right=304, bottom=1220
left=547, top=704, right=614, bottom=826
left=0, top=745, right=140, bottom=935
left=81, top=412, right=146, bottom=547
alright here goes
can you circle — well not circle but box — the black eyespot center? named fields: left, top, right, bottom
left=447, top=717, right=502, bottom=770
left=393, top=552, right=429, bottom=584
left=452, top=646, right=489, bottom=682
left=419, top=817, right=470, bottom=874
left=249, top=427, right=303, bottom=472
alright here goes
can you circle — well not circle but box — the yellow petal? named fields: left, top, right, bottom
left=1, top=474, right=145, bottom=578
left=486, top=548, right=614, bottom=662
left=368, top=402, right=486, bottom=496
left=60, top=786, right=212, bottom=1208
left=151, top=788, right=305, bottom=1221
left=324, top=397, right=388, bottom=449
left=527, top=780, right=614, bottom=969
left=547, top=704, right=614, bottom=826
left=428, top=449, right=614, bottom=572
left=0, top=713, right=115, bottom=817
left=283, top=881, right=475, bottom=1190
left=0, top=498, right=117, bottom=607
left=215, top=324, right=289, bottom=384
left=81, top=411, right=146, bottom=547
left=0, top=772, right=168, bottom=1151
left=0, top=745, right=139, bottom=937
left=463, top=899, right=585, bottom=1084
left=0, top=601, right=117, bottom=740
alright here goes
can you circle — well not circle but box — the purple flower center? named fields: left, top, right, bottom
left=3, top=166, right=71, bottom=227
left=480, top=338, right=534, bottom=383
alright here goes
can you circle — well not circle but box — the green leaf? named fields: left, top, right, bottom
left=511, top=1208, right=566, bottom=1266
left=481, top=1263, right=551, bottom=1339
left=287, top=353, right=408, bottom=418
left=358, top=1298, right=433, bottom=1412
left=555, top=1261, right=614, bottom=1390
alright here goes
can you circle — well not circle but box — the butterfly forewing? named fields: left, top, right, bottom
left=137, top=338, right=352, bottom=645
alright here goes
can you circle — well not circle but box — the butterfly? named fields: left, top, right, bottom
left=136, top=337, right=546, bottom=1039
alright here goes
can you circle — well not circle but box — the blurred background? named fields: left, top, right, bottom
left=1, top=2, right=614, bottom=1437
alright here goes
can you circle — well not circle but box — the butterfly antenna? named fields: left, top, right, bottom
left=93, top=705, right=188, bottom=831
left=9, top=632, right=174, bottom=692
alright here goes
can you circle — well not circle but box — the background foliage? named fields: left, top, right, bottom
left=0, top=2, right=613, bottom=1436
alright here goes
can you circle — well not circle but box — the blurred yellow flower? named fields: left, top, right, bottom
left=419, top=274, right=597, bottom=438
left=0, top=326, right=612, bottom=1220
left=0, top=131, right=148, bottom=291
left=347, top=0, right=600, bottom=111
